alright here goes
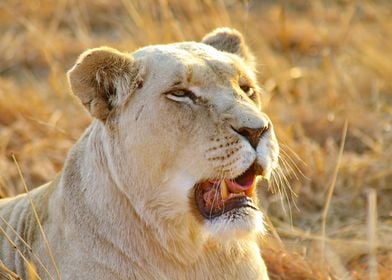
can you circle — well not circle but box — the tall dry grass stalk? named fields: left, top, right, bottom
left=321, top=120, right=348, bottom=257
left=366, top=189, right=378, bottom=280
left=0, top=261, right=21, bottom=280
left=11, top=155, right=60, bottom=279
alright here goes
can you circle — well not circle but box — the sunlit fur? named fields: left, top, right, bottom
left=206, top=208, right=266, bottom=240
left=0, top=28, right=277, bottom=279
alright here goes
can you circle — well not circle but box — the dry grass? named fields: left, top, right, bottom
left=0, top=0, right=391, bottom=279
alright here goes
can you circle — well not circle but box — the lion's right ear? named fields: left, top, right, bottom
left=67, top=47, right=139, bottom=121
left=201, top=28, right=254, bottom=66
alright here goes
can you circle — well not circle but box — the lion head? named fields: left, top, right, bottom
left=67, top=28, right=279, bottom=258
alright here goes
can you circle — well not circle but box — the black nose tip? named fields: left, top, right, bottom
left=234, top=123, right=269, bottom=149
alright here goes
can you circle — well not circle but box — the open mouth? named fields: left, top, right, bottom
left=194, top=165, right=259, bottom=219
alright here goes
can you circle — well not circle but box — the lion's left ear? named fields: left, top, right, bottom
left=201, top=27, right=255, bottom=65
left=67, top=47, right=140, bottom=121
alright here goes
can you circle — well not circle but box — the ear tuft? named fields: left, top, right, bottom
left=67, top=47, right=138, bottom=121
left=202, top=28, right=254, bottom=65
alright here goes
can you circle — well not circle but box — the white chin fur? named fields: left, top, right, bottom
left=204, top=208, right=265, bottom=241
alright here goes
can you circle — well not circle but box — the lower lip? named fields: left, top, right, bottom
left=195, top=190, right=257, bottom=219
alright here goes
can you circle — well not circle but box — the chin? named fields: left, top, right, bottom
left=204, top=208, right=265, bottom=241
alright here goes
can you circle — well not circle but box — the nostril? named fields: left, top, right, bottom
left=236, top=127, right=254, bottom=140
left=233, top=123, right=269, bottom=149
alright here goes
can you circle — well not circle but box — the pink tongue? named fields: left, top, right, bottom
left=226, top=177, right=254, bottom=193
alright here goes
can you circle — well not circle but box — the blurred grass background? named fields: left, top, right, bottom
left=0, top=0, right=391, bottom=279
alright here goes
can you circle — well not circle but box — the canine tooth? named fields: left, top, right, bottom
left=245, top=181, right=256, bottom=197
left=228, top=193, right=241, bottom=199
left=220, top=180, right=229, bottom=200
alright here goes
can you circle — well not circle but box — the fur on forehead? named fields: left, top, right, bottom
left=67, top=28, right=254, bottom=121
left=133, top=41, right=257, bottom=87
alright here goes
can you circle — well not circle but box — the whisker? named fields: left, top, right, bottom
left=277, top=169, right=294, bottom=224
left=280, top=143, right=306, bottom=164
left=279, top=148, right=302, bottom=177
left=278, top=154, right=299, bottom=181
left=209, top=170, right=224, bottom=218
left=280, top=144, right=308, bottom=180
left=272, top=170, right=289, bottom=216
left=277, top=165, right=298, bottom=199
left=277, top=166, right=299, bottom=211
left=270, top=172, right=278, bottom=194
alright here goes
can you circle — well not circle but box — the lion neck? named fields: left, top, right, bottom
left=61, top=122, right=202, bottom=265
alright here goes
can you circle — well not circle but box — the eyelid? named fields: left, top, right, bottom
left=164, top=88, right=198, bottom=102
left=240, top=84, right=255, bottom=97
left=168, top=89, right=191, bottom=97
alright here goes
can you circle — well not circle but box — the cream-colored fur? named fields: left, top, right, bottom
left=0, top=28, right=278, bottom=279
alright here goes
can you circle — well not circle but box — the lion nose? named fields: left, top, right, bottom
left=234, top=124, right=270, bottom=149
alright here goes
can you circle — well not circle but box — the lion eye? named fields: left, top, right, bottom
left=240, top=85, right=255, bottom=97
left=165, top=89, right=197, bottom=102
left=169, top=89, right=190, bottom=97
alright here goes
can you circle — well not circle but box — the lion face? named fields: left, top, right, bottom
left=68, top=28, right=279, bottom=244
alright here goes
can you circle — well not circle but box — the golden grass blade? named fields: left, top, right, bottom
left=26, top=262, right=38, bottom=280
left=323, top=244, right=352, bottom=280
left=0, top=261, right=22, bottom=280
left=0, top=224, right=41, bottom=280
left=262, top=213, right=284, bottom=247
left=320, top=120, right=348, bottom=258
left=11, top=155, right=61, bottom=280
left=366, top=188, right=379, bottom=280
left=0, top=216, right=54, bottom=280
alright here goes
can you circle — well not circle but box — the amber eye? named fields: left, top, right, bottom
left=165, top=89, right=197, bottom=102
left=240, top=85, right=255, bottom=97
left=168, top=89, right=189, bottom=97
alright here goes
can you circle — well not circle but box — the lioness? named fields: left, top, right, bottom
left=0, top=28, right=279, bottom=279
